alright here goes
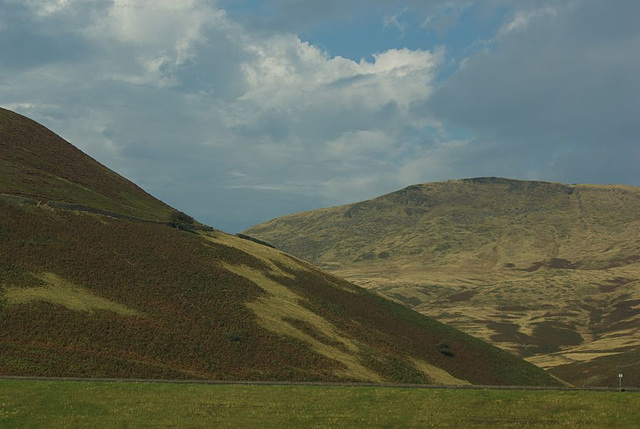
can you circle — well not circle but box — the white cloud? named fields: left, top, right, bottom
left=499, top=6, right=559, bottom=35
left=383, top=8, right=408, bottom=35
left=82, top=0, right=230, bottom=87
left=21, top=0, right=77, bottom=16
left=236, top=36, right=442, bottom=114
left=95, top=0, right=213, bottom=47
left=324, top=130, right=394, bottom=160
left=397, top=138, right=474, bottom=185
left=0, top=0, right=447, bottom=230
left=420, top=1, right=473, bottom=37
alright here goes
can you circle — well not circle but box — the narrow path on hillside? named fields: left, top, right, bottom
left=1, top=376, right=637, bottom=392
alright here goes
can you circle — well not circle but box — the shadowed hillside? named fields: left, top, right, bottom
left=245, top=178, right=640, bottom=387
left=0, top=108, right=174, bottom=221
left=0, top=108, right=558, bottom=386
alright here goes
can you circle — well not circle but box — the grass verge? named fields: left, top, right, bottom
left=1, top=380, right=639, bottom=428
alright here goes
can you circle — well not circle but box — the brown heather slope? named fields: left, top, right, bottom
left=0, top=108, right=174, bottom=221
left=245, top=178, right=640, bottom=387
left=0, top=108, right=558, bottom=386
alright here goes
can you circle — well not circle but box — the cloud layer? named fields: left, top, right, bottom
left=1, top=0, right=638, bottom=231
left=429, top=0, right=640, bottom=185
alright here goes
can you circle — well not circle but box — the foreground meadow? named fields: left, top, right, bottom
left=0, top=380, right=638, bottom=428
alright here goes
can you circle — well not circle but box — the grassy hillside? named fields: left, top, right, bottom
left=0, top=108, right=174, bottom=221
left=245, top=178, right=640, bottom=386
left=0, top=109, right=557, bottom=386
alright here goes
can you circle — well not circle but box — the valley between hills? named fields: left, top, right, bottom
left=245, top=178, right=640, bottom=387
left=0, top=107, right=557, bottom=387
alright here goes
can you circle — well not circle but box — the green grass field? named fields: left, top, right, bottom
left=1, top=380, right=638, bottom=428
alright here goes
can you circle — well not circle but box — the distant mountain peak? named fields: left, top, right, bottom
left=245, top=178, right=640, bottom=387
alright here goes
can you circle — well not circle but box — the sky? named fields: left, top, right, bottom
left=1, top=0, right=639, bottom=232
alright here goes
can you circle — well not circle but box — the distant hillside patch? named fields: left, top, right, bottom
left=4, top=273, right=140, bottom=317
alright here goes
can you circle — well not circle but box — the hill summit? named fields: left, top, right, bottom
left=245, top=177, right=640, bottom=387
left=0, top=108, right=557, bottom=386
left=0, top=108, right=174, bottom=221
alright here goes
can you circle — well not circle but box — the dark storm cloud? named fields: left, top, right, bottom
left=0, top=1, right=97, bottom=70
left=428, top=0, right=640, bottom=184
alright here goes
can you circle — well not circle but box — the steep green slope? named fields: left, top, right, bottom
left=0, top=108, right=174, bottom=221
left=245, top=178, right=640, bottom=386
left=0, top=109, right=557, bottom=386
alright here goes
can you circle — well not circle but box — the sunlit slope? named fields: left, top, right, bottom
left=0, top=107, right=174, bottom=221
left=245, top=178, right=640, bottom=386
left=0, top=110, right=557, bottom=385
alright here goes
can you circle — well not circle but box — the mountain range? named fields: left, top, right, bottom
left=246, top=177, right=640, bottom=387
left=0, top=107, right=557, bottom=386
